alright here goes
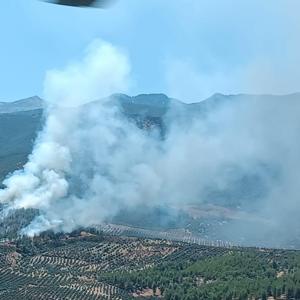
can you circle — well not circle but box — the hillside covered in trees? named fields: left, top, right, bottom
left=0, top=229, right=299, bottom=299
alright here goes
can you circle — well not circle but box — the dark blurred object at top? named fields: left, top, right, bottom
left=44, top=0, right=113, bottom=7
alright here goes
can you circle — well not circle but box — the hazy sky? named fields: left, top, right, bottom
left=1, top=0, right=300, bottom=102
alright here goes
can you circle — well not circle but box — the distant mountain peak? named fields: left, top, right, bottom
left=0, top=96, right=44, bottom=114
left=111, top=93, right=170, bottom=106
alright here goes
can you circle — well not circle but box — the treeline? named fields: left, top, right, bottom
left=100, top=249, right=300, bottom=300
left=0, top=206, right=38, bottom=240
left=15, top=227, right=104, bottom=256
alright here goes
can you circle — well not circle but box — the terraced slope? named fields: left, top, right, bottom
left=0, top=232, right=184, bottom=299
left=0, top=231, right=299, bottom=300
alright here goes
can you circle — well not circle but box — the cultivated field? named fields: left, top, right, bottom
left=0, top=230, right=299, bottom=299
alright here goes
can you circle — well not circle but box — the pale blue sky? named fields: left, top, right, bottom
left=1, top=0, right=300, bottom=102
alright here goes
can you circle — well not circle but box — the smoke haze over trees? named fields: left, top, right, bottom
left=0, top=40, right=299, bottom=248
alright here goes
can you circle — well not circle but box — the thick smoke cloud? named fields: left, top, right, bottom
left=0, top=39, right=133, bottom=234
left=0, top=39, right=299, bottom=248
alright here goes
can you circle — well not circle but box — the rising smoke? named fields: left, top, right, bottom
left=0, top=39, right=299, bottom=247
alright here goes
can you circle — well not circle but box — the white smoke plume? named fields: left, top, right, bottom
left=0, top=38, right=299, bottom=248
left=0, top=39, right=133, bottom=235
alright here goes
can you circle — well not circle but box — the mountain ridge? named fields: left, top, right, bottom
left=1, top=92, right=300, bottom=193
left=2, top=92, right=300, bottom=115
left=0, top=96, right=44, bottom=114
